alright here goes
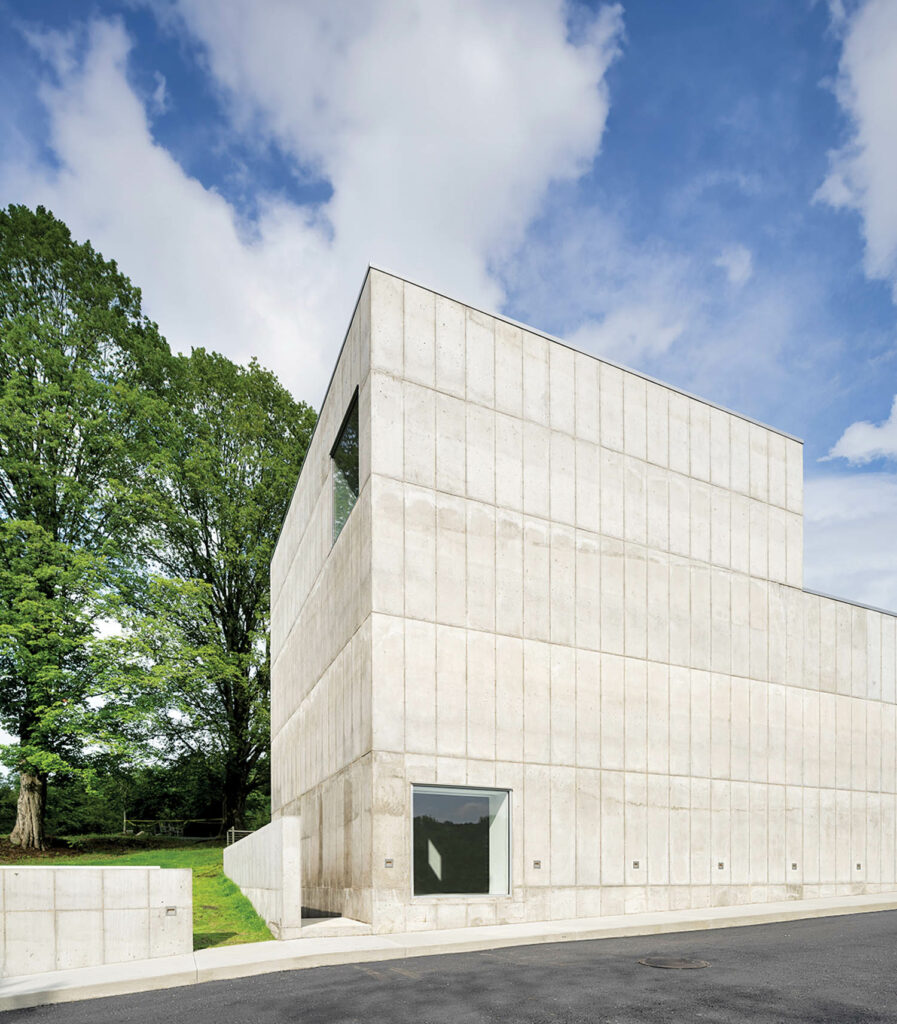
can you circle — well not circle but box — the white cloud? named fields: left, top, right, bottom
left=497, top=199, right=697, bottom=366
left=1, top=3, right=624, bottom=405
left=816, top=0, right=897, bottom=300
left=803, top=470, right=897, bottom=611
left=2, top=19, right=337, bottom=401
left=567, top=304, right=687, bottom=364
left=714, top=244, right=753, bottom=287
left=825, top=394, right=897, bottom=462
left=497, top=196, right=814, bottom=421
left=168, top=0, right=623, bottom=305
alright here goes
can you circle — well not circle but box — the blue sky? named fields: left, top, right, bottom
left=1, top=0, right=897, bottom=607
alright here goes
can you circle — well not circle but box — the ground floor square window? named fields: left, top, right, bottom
left=412, top=785, right=510, bottom=896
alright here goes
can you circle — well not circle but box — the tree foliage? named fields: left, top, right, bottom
left=124, top=349, right=316, bottom=830
left=0, top=204, right=168, bottom=848
left=0, top=205, right=316, bottom=843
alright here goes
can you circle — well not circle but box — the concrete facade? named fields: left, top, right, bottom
left=223, top=817, right=301, bottom=938
left=0, top=866, right=192, bottom=976
left=270, top=267, right=897, bottom=935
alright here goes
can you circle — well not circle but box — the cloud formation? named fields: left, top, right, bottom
left=498, top=199, right=696, bottom=367
left=826, top=394, right=897, bottom=463
left=803, top=471, right=897, bottom=611
left=2, top=19, right=338, bottom=401
left=796, top=0, right=897, bottom=612
left=816, top=0, right=897, bottom=300
left=0, top=2, right=624, bottom=404
left=168, top=0, right=623, bottom=303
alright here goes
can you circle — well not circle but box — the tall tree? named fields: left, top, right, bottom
left=133, top=350, right=316, bottom=830
left=0, top=204, right=167, bottom=849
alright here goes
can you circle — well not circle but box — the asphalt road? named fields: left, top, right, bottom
left=8, top=911, right=897, bottom=1023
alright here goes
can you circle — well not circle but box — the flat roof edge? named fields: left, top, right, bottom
left=802, top=587, right=897, bottom=620
left=368, top=263, right=804, bottom=446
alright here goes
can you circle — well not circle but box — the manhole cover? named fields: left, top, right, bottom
left=639, top=957, right=709, bottom=970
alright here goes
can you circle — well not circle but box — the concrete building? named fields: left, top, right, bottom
left=268, top=266, right=897, bottom=935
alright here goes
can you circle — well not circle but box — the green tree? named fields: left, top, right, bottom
left=131, top=350, right=315, bottom=831
left=0, top=204, right=168, bottom=849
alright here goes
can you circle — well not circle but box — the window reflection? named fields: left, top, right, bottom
left=332, top=392, right=359, bottom=543
left=412, top=786, right=509, bottom=896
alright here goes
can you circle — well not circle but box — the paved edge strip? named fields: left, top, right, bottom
left=4, top=894, right=897, bottom=1012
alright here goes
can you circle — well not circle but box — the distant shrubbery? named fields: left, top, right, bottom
left=0, top=749, right=272, bottom=840
left=59, top=833, right=218, bottom=853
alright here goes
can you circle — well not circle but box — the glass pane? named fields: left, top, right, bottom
left=412, top=786, right=509, bottom=896
left=332, top=395, right=359, bottom=542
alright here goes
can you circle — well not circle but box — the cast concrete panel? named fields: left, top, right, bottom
left=0, top=867, right=191, bottom=976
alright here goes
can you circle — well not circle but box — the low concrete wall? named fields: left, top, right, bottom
left=223, top=817, right=301, bottom=938
left=0, top=866, right=192, bottom=977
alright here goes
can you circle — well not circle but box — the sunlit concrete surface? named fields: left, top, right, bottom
left=0, top=866, right=192, bottom=976
left=268, top=266, right=897, bottom=935
left=223, top=817, right=301, bottom=938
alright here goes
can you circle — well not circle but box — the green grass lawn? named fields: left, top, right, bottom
left=20, top=844, right=273, bottom=951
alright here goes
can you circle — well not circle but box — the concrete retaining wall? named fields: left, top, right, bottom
left=223, top=817, right=301, bottom=938
left=0, top=866, right=192, bottom=977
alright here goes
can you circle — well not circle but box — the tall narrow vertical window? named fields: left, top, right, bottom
left=331, top=390, right=359, bottom=544
left=412, top=785, right=510, bottom=896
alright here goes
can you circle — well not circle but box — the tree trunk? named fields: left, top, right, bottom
left=9, top=771, right=48, bottom=851
left=220, top=760, right=250, bottom=833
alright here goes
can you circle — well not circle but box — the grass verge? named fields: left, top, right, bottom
left=17, top=843, right=273, bottom=951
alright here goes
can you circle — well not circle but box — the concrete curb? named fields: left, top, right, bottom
left=4, top=893, right=897, bottom=1012
left=0, top=954, right=198, bottom=1013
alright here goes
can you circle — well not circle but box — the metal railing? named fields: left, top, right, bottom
left=226, top=827, right=254, bottom=846
left=123, top=817, right=223, bottom=838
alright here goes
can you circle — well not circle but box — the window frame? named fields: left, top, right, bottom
left=409, top=783, right=512, bottom=899
left=330, top=387, right=360, bottom=546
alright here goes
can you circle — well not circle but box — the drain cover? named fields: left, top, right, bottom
left=639, top=957, right=709, bottom=970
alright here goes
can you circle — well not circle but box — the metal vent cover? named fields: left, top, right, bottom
left=638, top=957, right=710, bottom=970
